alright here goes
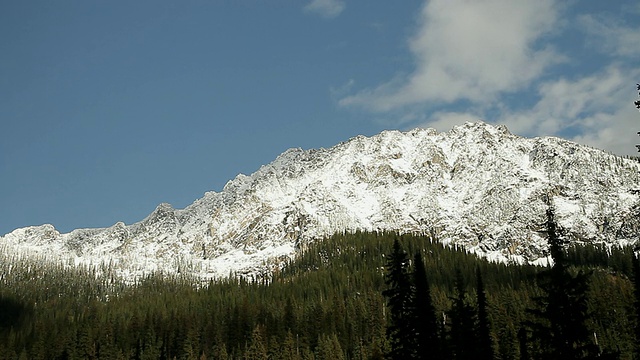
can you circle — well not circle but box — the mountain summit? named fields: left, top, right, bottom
left=3, top=122, right=640, bottom=281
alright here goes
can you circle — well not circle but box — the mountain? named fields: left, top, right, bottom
left=2, top=122, right=640, bottom=281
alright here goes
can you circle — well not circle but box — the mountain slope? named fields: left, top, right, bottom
left=2, top=122, right=640, bottom=280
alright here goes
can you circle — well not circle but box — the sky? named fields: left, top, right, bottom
left=1, top=0, right=639, bottom=235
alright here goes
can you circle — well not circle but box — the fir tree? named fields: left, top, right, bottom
left=476, top=267, right=494, bottom=360
left=382, top=239, right=414, bottom=359
left=211, top=342, right=228, bottom=360
left=526, top=206, right=598, bottom=359
left=412, top=252, right=441, bottom=360
left=518, top=326, right=530, bottom=360
left=314, top=333, right=344, bottom=360
left=281, top=330, right=300, bottom=360
left=633, top=249, right=640, bottom=360
left=245, top=325, right=268, bottom=360
left=448, top=269, right=478, bottom=360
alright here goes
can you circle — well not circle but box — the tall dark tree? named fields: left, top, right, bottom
left=518, top=327, right=530, bottom=360
left=632, top=249, right=640, bottom=360
left=476, top=267, right=494, bottom=360
left=632, top=82, right=640, bottom=359
left=382, top=239, right=414, bottom=360
left=315, top=333, right=344, bottom=360
left=412, top=252, right=441, bottom=359
left=526, top=206, right=598, bottom=359
left=245, top=325, right=268, bottom=360
left=448, top=269, right=477, bottom=360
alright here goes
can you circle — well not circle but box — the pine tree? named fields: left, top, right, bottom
left=448, top=269, right=477, bottom=360
left=314, top=333, right=344, bottom=360
left=518, top=326, right=530, bottom=360
left=412, top=252, right=441, bottom=360
left=382, top=239, right=414, bottom=359
left=526, top=206, right=598, bottom=359
left=632, top=249, right=640, bottom=360
left=245, top=325, right=268, bottom=360
left=476, top=268, right=494, bottom=360
left=281, top=330, right=300, bottom=360
left=211, top=342, right=228, bottom=360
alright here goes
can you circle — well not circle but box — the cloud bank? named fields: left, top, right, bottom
left=340, top=0, right=562, bottom=110
left=339, top=0, right=640, bottom=155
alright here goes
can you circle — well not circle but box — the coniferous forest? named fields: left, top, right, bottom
left=0, top=219, right=639, bottom=359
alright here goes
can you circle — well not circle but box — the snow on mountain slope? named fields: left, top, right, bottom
left=2, top=122, right=640, bottom=281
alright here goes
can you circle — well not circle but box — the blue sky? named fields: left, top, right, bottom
left=1, top=0, right=639, bottom=235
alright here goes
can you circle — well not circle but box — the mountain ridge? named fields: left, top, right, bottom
left=2, top=122, right=640, bottom=281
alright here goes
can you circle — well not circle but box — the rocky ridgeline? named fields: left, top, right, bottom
left=2, top=122, right=640, bottom=281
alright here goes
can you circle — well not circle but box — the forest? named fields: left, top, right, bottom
left=0, top=212, right=639, bottom=359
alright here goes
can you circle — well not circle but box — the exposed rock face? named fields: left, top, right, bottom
left=2, top=122, right=640, bottom=280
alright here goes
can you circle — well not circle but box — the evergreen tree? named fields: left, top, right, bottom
left=211, top=342, right=228, bottom=360
left=314, top=333, right=344, bottom=360
left=382, top=239, right=414, bottom=359
left=412, top=252, right=441, bottom=360
left=526, top=206, right=598, bottom=359
left=476, top=267, right=494, bottom=360
left=0, top=297, right=27, bottom=331
left=448, top=269, right=477, bottom=360
left=518, top=326, right=530, bottom=360
left=281, top=330, right=300, bottom=360
left=630, top=81, right=640, bottom=360
left=632, top=249, right=640, bottom=360
left=245, top=325, right=268, bottom=360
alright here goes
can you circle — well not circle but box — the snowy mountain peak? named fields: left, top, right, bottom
left=2, top=122, right=640, bottom=281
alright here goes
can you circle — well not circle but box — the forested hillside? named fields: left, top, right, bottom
left=0, top=231, right=638, bottom=359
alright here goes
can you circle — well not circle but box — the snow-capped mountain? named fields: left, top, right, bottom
left=2, top=122, right=640, bottom=281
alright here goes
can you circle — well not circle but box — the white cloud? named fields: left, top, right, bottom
left=330, top=79, right=355, bottom=100
left=304, top=0, right=345, bottom=19
left=340, top=0, right=563, bottom=111
left=411, top=65, right=640, bottom=155
left=335, top=0, right=640, bottom=154
left=496, top=65, right=640, bottom=155
left=336, top=0, right=640, bottom=156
